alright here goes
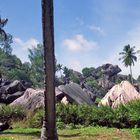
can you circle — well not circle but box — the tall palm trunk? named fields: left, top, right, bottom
left=130, top=65, right=133, bottom=84
left=41, top=0, right=58, bottom=139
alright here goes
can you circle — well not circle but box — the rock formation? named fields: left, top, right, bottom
left=58, top=83, right=93, bottom=105
left=10, top=88, right=44, bottom=110
left=10, top=83, right=94, bottom=110
left=99, top=81, right=140, bottom=108
left=0, top=80, right=27, bottom=104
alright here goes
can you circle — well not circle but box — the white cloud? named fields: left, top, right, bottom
left=89, top=25, right=105, bottom=35
left=62, top=27, right=140, bottom=79
left=14, top=37, right=39, bottom=50
left=63, top=34, right=97, bottom=52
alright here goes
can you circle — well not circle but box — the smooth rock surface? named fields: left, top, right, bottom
left=99, top=81, right=140, bottom=108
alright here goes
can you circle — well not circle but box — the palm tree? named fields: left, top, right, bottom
left=41, top=0, right=58, bottom=140
left=0, top=17, right=8, bottom=40
left=57, top=64, right=63, bottom=77
left=119, top=44, right=137, bottom=84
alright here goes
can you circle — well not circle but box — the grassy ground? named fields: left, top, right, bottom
left=0, top=127, right=140, bottom=140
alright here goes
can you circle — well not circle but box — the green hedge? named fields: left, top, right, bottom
left=56, top=100, right=140, bottom=128
left=1, top=100, right=140, bottom=129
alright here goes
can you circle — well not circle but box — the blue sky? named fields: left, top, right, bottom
left=1, top=0, right=140, bottom=78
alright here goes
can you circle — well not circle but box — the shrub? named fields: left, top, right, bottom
left=56, top=100, right=140, bottom=128
left=4, top=99, right=140, bottom=129
left=125, top=100, right=140, bottom=127
left=27, top=109, right=43, bottom=128
left=56, top=121, right=66, bottom=129
left=0, top=105, right=25, bottom=122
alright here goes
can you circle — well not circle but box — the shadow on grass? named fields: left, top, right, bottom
left=0, top=131, right=40, bottom=138
left=58, top=133, right=81, bottom=138
left=0, top=132, right=81, bottom=138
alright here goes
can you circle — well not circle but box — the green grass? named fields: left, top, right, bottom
left=0, top=127, right=139, bottom=140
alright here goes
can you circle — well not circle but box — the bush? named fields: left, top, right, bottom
left=4, top=99, right=140, bottom=129
left=56, top=100, right=140, bottom=128
left=125, top=100, right=140, bottom=127
left=56, top=121, right=66, bottom=129
left=26, top=109, right=43, bottom=128
left=0, top=105, right=25, bottom=122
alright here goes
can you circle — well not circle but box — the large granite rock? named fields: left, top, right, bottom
left=79, top=64, right=133, bottom=98
left=10, top=88, right=44, bottom=110
left=11, top=83, right=94, bottom=110
left=58, top=83, right=93, bottom=105
left=91, top=63, right=121, bottom=79
left=99, top=81, right=140, bottom=108
left=0, top=80, right=26, bottom=104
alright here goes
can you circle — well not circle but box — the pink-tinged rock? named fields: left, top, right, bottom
left=99, top=81, right=140, bottom=108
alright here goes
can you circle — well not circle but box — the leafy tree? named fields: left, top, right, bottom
left=63, top=66, right=71, bottom=78
left=28, top=44, right=44, bottom=88
left=56, top=64, right=63, bottom=76
left=0, top=33, right=13, bottom=55
left=82, top=67, right=95, bottom=77
left=0, top=17, right=12, bottom=55
left=0, top=17, right=8, bottom=40
left=119, top=44, right=137, bottom=84
left=0, top=47, right=31, bottom=82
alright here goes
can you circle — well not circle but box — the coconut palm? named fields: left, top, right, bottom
left=41, top=0, right=58, bottom=139
left=119, top=44, right=137, bottom=84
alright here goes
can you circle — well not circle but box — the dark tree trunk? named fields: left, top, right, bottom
left=41, top=0, right=58, bottom=139
left=130, top=65, right=133, bottom=84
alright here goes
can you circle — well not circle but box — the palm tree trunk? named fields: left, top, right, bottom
left=130, top=65, right=133, bottom=84
left=41, top=0, right=58, bottom=139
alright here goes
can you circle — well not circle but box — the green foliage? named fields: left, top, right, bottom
left=56, top=100, right=140, bottom=128
left=126, top=100, right=140, bottom=125
left=0, top=105, right=25, bottom=122
left=0, top=33, right=13, bottom=55
left=86, top=79, right=100, bottom=89
left=86, top=80, right=98, bottom=87
left=82, top=67, right=95, bottom=77
left=119, top=44, right=138, bottom=83
left=63, top=66, right=71, bottom=78
left=2, top=100, right=140, bottom=129
left=27, top=109, right=44, bottom=128
left=0, top=50, right=31, bottom=82
left=69, top=73, right=80, bottom=84
left=28, top=44, right=44, bottom=88
left=56, top=121, right=66, bottom=129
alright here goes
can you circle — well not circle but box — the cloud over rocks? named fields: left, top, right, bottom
left=63, top=34, right=97, bottom=52
left=14, top=37, right=39, bottom=50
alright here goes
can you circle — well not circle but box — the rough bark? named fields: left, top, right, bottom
left=41, top=0, right=58, bottom=139
left=130, top=65, right=133, bottom=84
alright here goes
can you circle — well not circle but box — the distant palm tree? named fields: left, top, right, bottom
left=119, top=44, right=137, bottom=84
left=57, top=64, right=63, bottom=76
left=0, top=17, right=8, bottom=40
left=41, top=0, right=58, bottom=140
